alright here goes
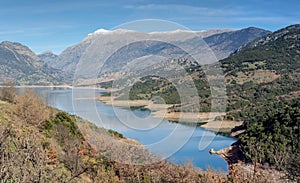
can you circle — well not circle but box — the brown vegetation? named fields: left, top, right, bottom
left=14, top=90, right=50, bottom=126
left=0, top=87, right=294, bottom=182
left=0, top=81, right=16, bottom=103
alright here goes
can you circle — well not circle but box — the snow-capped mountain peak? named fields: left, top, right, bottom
left=88, top=28, right=137, bottom=36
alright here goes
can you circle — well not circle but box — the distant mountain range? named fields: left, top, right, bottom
left=0, top=41, right=70, bottom=85
left=38, top=51, right=58, bottom=65
left=204, top=27, right=270, bottom=59
left=0, top=26, right=271, bottom=85
left=38, top=27, right=270, bottom=81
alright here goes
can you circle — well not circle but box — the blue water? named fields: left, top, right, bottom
left=25, top=87, right=236, bottom=172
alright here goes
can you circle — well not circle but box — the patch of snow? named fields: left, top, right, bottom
left=148, top=29, right=198, bottom=34
left=88, top=28, right=137, bottom=36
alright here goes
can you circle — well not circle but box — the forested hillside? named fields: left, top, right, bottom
left=223, top=24, right=300, bottom=120
left=106, top=24, right=300, bottom=181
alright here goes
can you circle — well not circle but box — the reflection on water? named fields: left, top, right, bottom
left=23, top=87, right=236, bottom=172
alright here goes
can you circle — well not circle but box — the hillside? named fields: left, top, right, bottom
left=112, top=24, right=299, bottom=117
left=223, top=24, right=300, bottom=119
left=222, top=24, right=300, bottom=180
left=0, top=86, right=281, bottom=182
left=0, top=41, right=70, bottom=85
left=110, top=24, right=300, bottom=180
left=0, top=90, right=204, bottom=182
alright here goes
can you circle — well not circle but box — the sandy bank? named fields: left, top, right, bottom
left=15, top=85, right=73, bottom=88
left=97, top=96, right=243, bottom=132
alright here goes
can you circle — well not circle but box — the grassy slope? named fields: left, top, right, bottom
left=0, top=96, right=224, bottom=183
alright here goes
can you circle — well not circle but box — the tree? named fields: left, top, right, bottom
left=240, top=100, right=300, bottom=173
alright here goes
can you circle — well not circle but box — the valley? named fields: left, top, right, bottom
left=0, top=23, right=299, bottom=182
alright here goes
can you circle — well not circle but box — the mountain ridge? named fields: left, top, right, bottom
left=0, top=41, right=70, bottom=85
left=38, top=51, right=58, bottom=65
left=41, top=27, right=270, bottom=80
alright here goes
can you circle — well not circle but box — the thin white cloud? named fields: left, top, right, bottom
left=124, top=3, right=298, bottom=30
left=124, top=4, right=240, bottom=17
left=0, top=30, right=24, bottom=35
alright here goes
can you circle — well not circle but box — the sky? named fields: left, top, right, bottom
left=0, top=0, right=299, bottom=54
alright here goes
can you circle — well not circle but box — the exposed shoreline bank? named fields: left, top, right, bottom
left=14, top=85, right=73, bottom=88
left=97, top=95, right=243, bottom=133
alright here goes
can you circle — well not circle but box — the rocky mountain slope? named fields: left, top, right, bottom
left=204, top=27, right=271, bottom=59
left=0, top=41, right=70, bottom=85
left=44, top=27, right=269, bottom=80
left=38, top=50, right=58, bottom=65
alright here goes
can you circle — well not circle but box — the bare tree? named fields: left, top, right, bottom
left=14, top=90, right=50, bottom=126
left=0, top=81, right=16, bottom=103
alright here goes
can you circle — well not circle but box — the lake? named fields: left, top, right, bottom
left=21, top=87, right=236, bottom=172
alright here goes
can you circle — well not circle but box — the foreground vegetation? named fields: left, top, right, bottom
left=1, top=84, right=290, bottom=182
left=239, top=99, right=300, bottom=181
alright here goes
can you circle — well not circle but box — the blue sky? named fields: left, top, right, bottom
left=0, top=0, right=299, bottom=54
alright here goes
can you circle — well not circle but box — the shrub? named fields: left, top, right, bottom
left=50, top=111, right=81, bottom=137
left=285, top=152, right=300, bottom=182
left=108, top=129, right=124, bottom=138
left=0, top=81, right=16, bottom=103
left=14, top=90, right=50, bottom=126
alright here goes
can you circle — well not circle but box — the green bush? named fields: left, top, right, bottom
left=108, top=129, right=124, bottom=138
left=44, top=111, right=82, bottom=139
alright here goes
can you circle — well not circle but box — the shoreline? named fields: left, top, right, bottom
left=13, top=86, right=243, bottom=173
left=97, top=95, right=243, bottom=133
left=14, top=85, right=73, bottom=88
left=97, top=94, right=244, bottom=171
left=13, top=86, right=243, bottom=133
left=14, top=85, right=114, bottom=91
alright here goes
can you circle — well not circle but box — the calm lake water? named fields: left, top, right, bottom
left=22, top=87, right=236, bottom=171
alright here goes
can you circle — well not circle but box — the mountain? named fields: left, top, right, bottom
left=116, top=24, right=299, bottom=116
left=46, top=29, right=231, bottom=76
left=46, top=38, right=93, bottom=76
left=38, top=50, right=58, bottom=65
left=203, top=27, right=271, bottom=60
left=0, top=41, right=70, bottom=85
left=237, top=24, right=300, bottom=51
left=46, top=27, right=269, bottom=80
left=222, top=24, right=300, bottom=118
left=221, top=25, right=300, bottom=173
left=106, top=24, right=300, bottom=175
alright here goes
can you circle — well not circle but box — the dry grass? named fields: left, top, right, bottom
left=233, top=70, right=280, bottom=84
